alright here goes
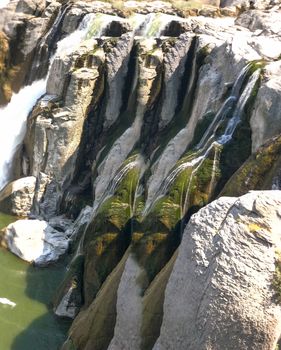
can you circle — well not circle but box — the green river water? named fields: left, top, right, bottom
left=0, top=214, right=70, bottom=350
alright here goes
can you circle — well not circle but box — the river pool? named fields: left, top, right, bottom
left=0, top=213, right=70, bottom=350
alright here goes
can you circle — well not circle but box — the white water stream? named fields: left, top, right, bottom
left=144, top=65, right=261, bottom=214
left=0, top=80, right=47, bottom=189
left=73, top=157, right=143, bottom=258
left=137, top=13, right=185, bottom=37
left=0, top=0, right=9, bottom=9
left=0, top=13, right=118, bottom=190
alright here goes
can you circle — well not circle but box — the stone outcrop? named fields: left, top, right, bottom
left=1, top=1, right=281, bottom=349
left=221, top=0, right=272, bottom=9
left=0, top=219, right=68, bottom=265
left=0, top=176, right=36, bottom=216
left=221, top=135, right=281, bottom=195
left=64, top=191, right=281, bottom=350
left=154, top=191, right=281, bottom=350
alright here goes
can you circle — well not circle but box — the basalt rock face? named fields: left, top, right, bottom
left=0, top=0, right=60, bottom=104
left=1, top=1, right=281, bottom=349
left=0, top=176, right=36, bottom=216
left=154, top=191, right=281, bottom=350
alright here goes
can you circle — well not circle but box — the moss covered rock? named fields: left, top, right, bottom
left=221, top=134, right=281, bottom=196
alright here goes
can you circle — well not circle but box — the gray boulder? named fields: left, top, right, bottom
left=2, top=219, right=68, bottom=266
left=154, top=191, right=281, bottom=350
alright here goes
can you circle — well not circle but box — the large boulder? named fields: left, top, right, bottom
left=154, top=191, right=281, bottom=350
left=1, top=219, right=68, bottom=265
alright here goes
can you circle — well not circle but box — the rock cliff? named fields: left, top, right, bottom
left=0, top=0, right=281, bottom=349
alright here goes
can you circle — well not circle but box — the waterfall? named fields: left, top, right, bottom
left=143, top=64, right=261, bottom=215
left=0, top=80, right=46, bottom=190
left=195, top=96, right=236, bottom=150
left=74, top=157, right=143, bottom=258
left=93, top=160, right=140, bottom=213
left=29, top=10, right=116, bottom=82
left=137, top=13, right=184, bottom=37
left=0, top=12, right=112, bottom=190
left=218, top=68, right=261, bottom=144
left=86, top=13, right=126, bottom=38
left=0, top=0, right=9, bottom=9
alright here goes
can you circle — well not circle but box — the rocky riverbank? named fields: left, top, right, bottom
left=0, top=0, right=281, bottom=349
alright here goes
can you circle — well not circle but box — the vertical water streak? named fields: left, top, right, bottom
left=0, top=80, right=47, bottom=189
left=208, top=142, right=220, bottom=195
left=218, top=68, right=261, bottom=144
left=144, top=64, right=261, bottom=215
left=0, top=12, right=110, bottom=190
left=74, top=158, right=143, bottom=258
left=138, top=13, right=184, bottom=38
left=181, top=154, right=207, bottom=215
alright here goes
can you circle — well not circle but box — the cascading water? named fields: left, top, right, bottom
left=195, top=64, right=255, bottom=150
left=73, top=157, right=144, bottom=258
left=0, top=80, right=47, bottom=190
left=144, top=36, right=199, bottom=208
left=218, top=68, right=261, bottom=144
left=137, top=13, right=185, bottom=37
left=0, top=12, right=115, bottom=191
left=144, top=64, right=261, bottom=214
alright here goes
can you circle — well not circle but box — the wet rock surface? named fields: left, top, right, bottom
left=0, top=1, right=281, bottom=349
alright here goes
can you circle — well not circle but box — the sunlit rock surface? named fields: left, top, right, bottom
left=155, top=191, right=281, bottom=350
left=0, top=1, right=281, bottom=349
left=1, top=219, right=68, bottom=265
